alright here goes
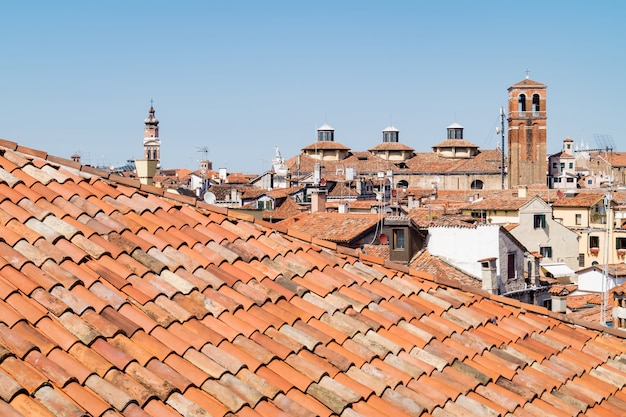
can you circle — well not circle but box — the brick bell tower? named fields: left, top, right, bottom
left=507, top=75, right=547, bottom=188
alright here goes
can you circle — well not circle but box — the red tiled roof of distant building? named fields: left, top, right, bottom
left=363, top=243, right=389, bottom=259
left=406, top=207, right=474, bottom=228
left=461, top=194, right=534, bottom=211
left=301, top=141, right=351, bottom=151
left=552, top=191, right=606, bottom=207
left=409, top=249, right=482, bottom=288
left=368, top=142, right=415, bottom=152
left=278, top=212, right=382, bottom=243
left=510, top=77, right=546, bottom=87
left=432, top=138, right=479, bottom=149
left=548, top=284, right=577, bottom=296
left=263, top=196, right=306, bottom=221
left=225, top=172, right=251, bottom=184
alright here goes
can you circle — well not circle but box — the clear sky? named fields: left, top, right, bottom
left=1, top=1, right=624, bottom=173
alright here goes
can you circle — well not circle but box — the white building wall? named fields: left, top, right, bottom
left=427, top=225, right=501, bottom=279
left=577, top=269, right=626, bottom=293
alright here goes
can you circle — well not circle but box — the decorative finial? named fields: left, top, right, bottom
left=525, top=69, right=530, bottom=79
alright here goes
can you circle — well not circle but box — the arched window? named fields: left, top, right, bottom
left=518, top=94, right=526, bottom=113
left=532, top=94, right=540, bottom=113
left=470, top=179, right=484, bottom=190
left=397, top=180, right=408, bottom=189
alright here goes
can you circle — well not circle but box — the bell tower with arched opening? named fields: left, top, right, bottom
left=507, top=75, right=547, bottom=188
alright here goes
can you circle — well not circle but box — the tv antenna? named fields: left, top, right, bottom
left=495, top=107, right=506, bottom=189
left=197, top=146, right=210, bottom=161
left=593, top=134, right=615, bottom=152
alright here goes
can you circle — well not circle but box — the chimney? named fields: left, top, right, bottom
left=135, top=159, right=158, bottom=185
left=518, top=186, right=527, bottom=198
left=310, top=189, right=327, bottom=213
left=479, top=258, right=499, bottom=294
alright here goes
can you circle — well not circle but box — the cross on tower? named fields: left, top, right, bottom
left=525, top=69, right=531, bottom=79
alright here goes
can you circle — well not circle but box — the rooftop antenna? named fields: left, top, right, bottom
left=197, top=146, right=209, bottom=161
left=495, top=107, right=506, bottom=189
left=593, top=134, right=615, bottom=152
left=197, top=146, right=210, bottom=189
left=601, top=190, right=612, bottom=326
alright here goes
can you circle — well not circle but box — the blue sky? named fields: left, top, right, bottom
left=1, top=1, right=624, bottom=173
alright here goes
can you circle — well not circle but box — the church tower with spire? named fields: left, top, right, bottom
left=143, top=104, right=161, bottom=169
left=507, top=75, right=547, bottom=188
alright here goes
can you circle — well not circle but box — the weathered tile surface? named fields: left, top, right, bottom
left=0, top=143, right=624, bottom=416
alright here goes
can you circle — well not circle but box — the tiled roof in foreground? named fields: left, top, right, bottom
left=0, top=138, right=625, bottom=416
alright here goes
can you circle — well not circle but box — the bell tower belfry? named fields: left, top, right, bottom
left=507, top=75, right=547, bottom=188
left=143, top=103, right=161, bottom=169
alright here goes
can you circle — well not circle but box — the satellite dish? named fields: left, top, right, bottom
left=203, top=192, right=216, bottom=205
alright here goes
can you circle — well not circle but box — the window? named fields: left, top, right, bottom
left=567, top=178, right=574, bottom=183
left=318, top=130, right=333, bottom=142
left=396, top=180, right=408, bottom=189
left=575, top=214, right=581, bottom=225
left=518, top=94, right=526, bottom=112
left=534, top=214, right=546, bottom=229
left=540, top=246, right=552, bottom=258
left=616, top=238, right=626, bottom=249
left=471, top=211, right=486, bottom=222
left=569, top=163, right=574, bottom=169
left=507, top=253, right=516, bottom=279
left=470, top=179, right=484, bottom=190
left=560, top=163, right=565, bottom=172
left=552, top=162, right=557, bottom=169
left=532, top=94, right=541, bottom=112
left=589, top=235, right=599, bottom=249
left=257, top=199, right=273, bottom=210
left=578, top=253, right=585, bottom=268
left=393, top=229, right=405, bottom=250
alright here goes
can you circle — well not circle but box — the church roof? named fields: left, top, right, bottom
left=509, top=77, right=547, bottom=88
left=143, top=106, right=159, bottom=125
